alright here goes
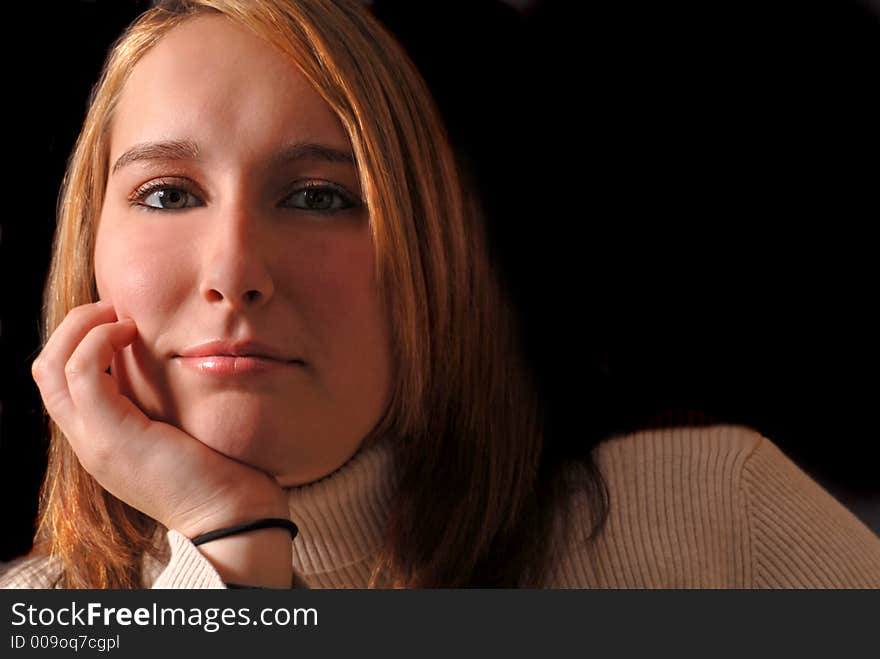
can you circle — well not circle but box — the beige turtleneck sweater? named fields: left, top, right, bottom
left=2, top=424, right=879, bottom=588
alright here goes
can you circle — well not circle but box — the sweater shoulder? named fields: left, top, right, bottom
left=548, top=423, right=761, bottom=587
left=0, top=552, right=63, bottom=589
left=550, top=425, right=880, bottom=588
left=548, top=424, right=880, bottom=588
left=593, top=422, right=762, bottom=481
left=740, top=433, right=880, bottom=587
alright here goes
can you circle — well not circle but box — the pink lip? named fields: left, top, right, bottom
left=174, top=340, right=303, bottom=376
left=177, top=340, right=298, bottom=360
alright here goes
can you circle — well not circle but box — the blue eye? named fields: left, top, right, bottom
left=140, top=187, right=201, bottom=211
left=128, top=178, right=204, bottom=213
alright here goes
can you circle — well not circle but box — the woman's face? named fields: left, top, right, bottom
left=95, top=15, right=392, bottom=486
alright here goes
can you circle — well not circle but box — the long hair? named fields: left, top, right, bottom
left=33, top=0, right=609, bottom=588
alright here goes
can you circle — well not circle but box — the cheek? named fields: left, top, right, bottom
left=94, top=224, right=190, bottom=326
left=294, top=241, right=390, bottom=389
left=294, top=238, right=383, bottom=339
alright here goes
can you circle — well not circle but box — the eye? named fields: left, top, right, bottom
left=143, top=187, right=200, bottom=210
left=130, top=181, right=203, bottom=212
left=283, top=183, right=359, bottom=213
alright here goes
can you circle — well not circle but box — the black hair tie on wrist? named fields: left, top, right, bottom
left=191, top=518, right=299, bottom=547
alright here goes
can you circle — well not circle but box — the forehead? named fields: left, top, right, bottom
left=110, top=15, right=349, bottom=164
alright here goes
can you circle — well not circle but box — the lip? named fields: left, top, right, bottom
left=177, top=340, right=298, bottom=361
left=174, top=340, right=304, bottom=376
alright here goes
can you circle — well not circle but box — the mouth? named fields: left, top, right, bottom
left=174, top=339, right=305, bottom=376
left=173, top=354, right=305, bottom=376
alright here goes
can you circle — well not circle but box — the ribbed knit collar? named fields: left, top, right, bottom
left=284, top=434, right=396, bottom=584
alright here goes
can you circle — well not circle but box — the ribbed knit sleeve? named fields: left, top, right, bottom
left=149, top=529, right=226, bottom=589
left=0, top=555, right=61, bottom=589
left=740, top=436, right=880, bottom=588
left=0, top=530, right=227, bottom=589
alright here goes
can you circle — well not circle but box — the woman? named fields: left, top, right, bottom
left=2, top=0, right=879, bottom=589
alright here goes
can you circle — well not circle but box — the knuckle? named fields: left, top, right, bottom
left=64, top=358, right=85, bottom=380
left=69, top=304, right=94, bottom=321
left=65, top=307, right=88, bottom=325
left=31, top=356, right=44, bottom=380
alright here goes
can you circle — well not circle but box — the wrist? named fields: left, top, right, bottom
left=191, top=518, right=298, bottom=547
left=195, top=527, right=294, bottom=589
left=171, top=489, right=291, bottom=540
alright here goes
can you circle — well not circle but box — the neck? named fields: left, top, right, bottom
left=284, top=433, right=397, bottom=585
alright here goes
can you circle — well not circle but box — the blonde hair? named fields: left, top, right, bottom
left=33, top=0, right=608, bottom=588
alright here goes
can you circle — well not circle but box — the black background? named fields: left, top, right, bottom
left=2, top=0, right=879, bottom=561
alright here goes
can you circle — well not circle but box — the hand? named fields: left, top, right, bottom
left=31, top=299, right=291, bottom=539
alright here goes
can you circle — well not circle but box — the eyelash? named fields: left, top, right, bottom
left=127, top=177, right=361, bottom=215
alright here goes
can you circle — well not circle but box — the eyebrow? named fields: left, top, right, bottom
left=110, top=139, right=356, bottom=175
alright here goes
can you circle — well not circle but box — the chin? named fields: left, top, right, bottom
left=175, top=401, right=341, bottom=485
left=177, top=400, right=286, bottom=467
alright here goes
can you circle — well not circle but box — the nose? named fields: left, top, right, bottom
left=199, top=203, right=275, bottom=310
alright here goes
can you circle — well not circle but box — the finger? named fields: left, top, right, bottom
left=58, top=320, right=140, bottom=443
left=33, top=299, right=117, bottom=379
left=32, top=300, right=119, bottom=434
